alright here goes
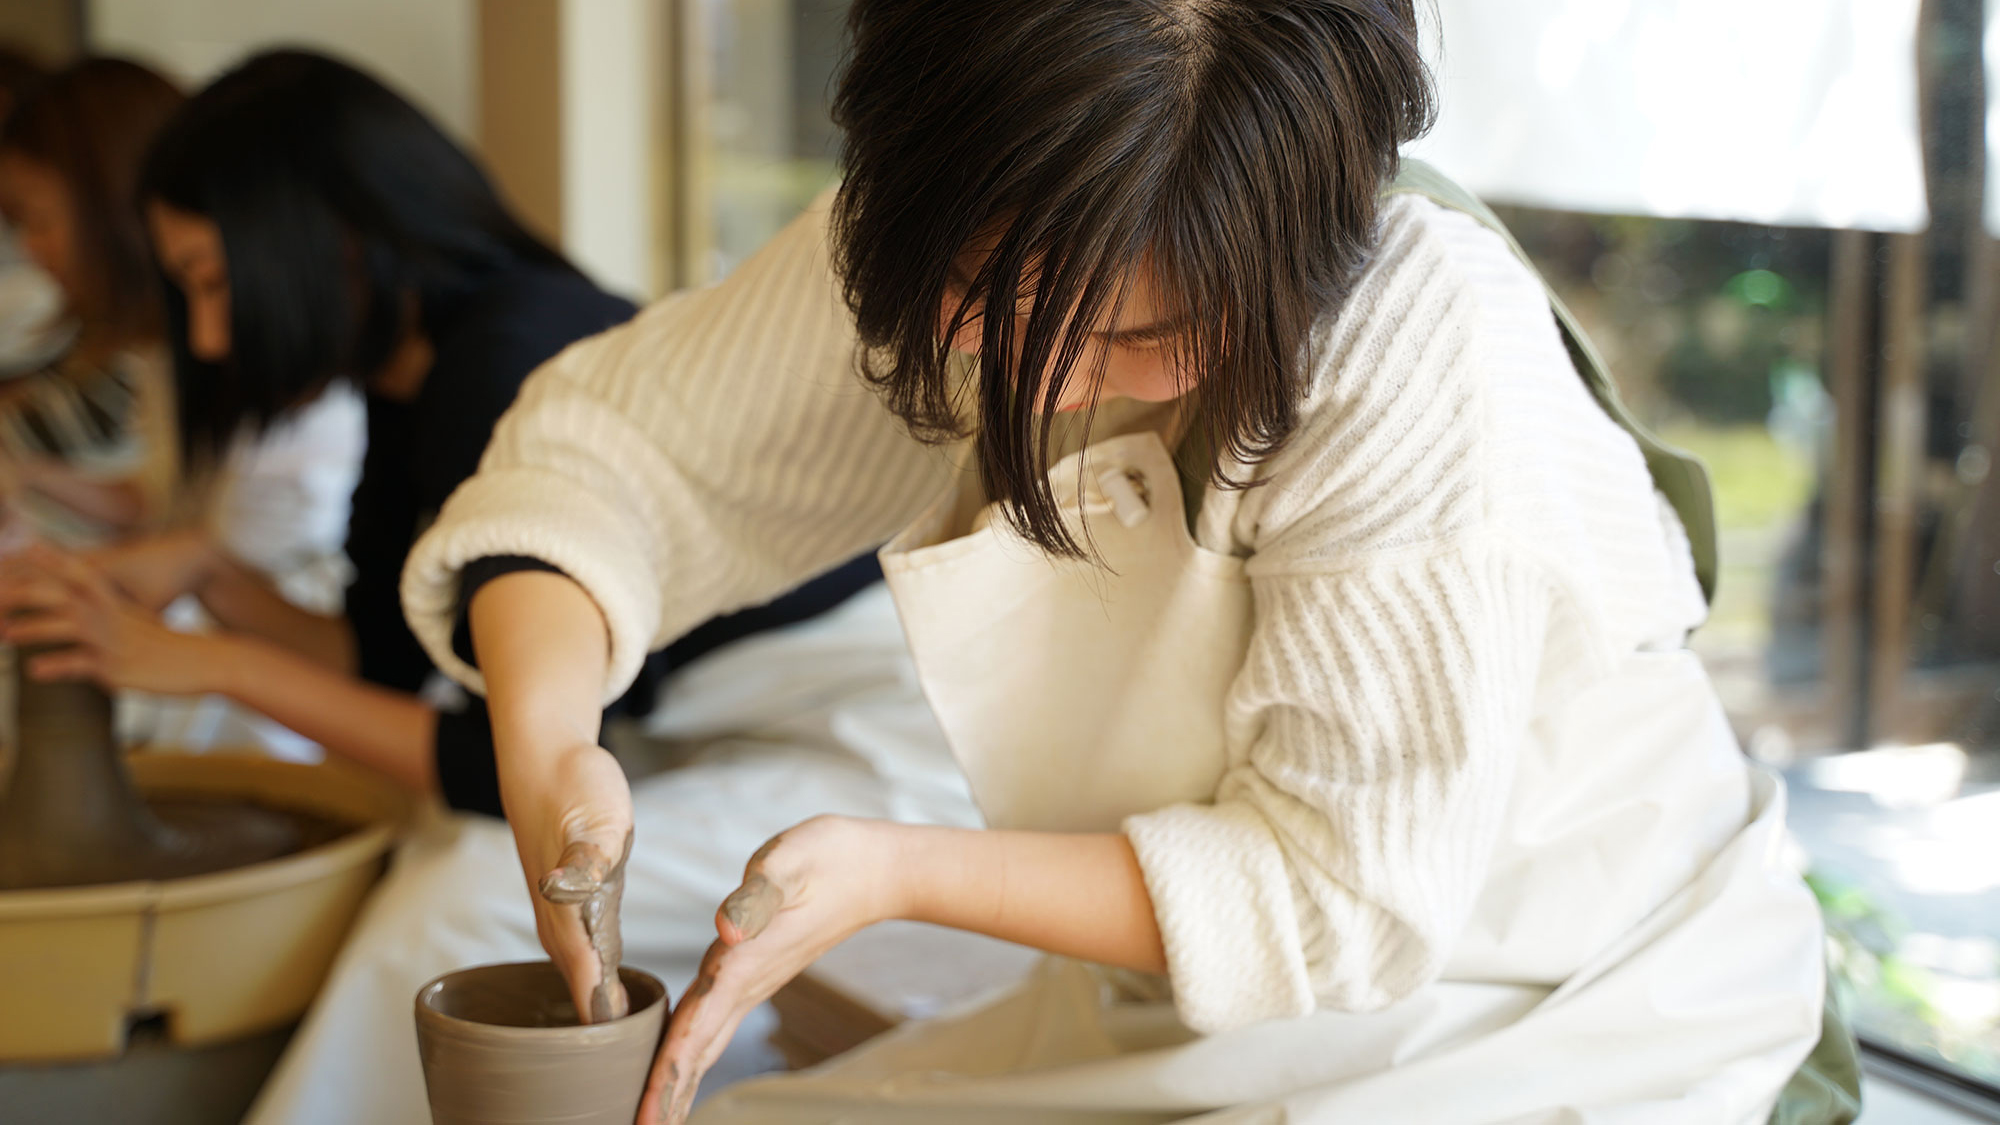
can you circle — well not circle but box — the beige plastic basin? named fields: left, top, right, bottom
left=0, top=753, right=408, bottom=1062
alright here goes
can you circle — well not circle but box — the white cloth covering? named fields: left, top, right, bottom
left=1988, top=0, right=2000, bottom=236
left=1410, top=0, right=1928, bottom=232
left=120, top=385, right=368, bottom=760
left=242, top=583, right=980, bottom=1125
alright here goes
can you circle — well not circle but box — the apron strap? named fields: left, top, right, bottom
left=1384, top=160, right=1721, bottom=606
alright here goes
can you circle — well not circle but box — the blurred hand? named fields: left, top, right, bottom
left=504, top=742, right=640, bottom=1027
left=0, top=544, right=225, bottom=695
left=0, top=497, right=35, bottom=556
left=83, top=528, right=219, bottom=614
left=642, top=816, right=900, bottom=1124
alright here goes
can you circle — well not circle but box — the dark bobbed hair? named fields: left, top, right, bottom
left=833, top=0, right=1435, bottom=554
left=140, top=48, right=573, bottom=469
left=0, top=57, right=184, bottom=340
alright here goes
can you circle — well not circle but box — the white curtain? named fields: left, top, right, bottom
left=1988, top=0, right=1999, bottom=235
left=1407, top=0, right=1928, bottom=232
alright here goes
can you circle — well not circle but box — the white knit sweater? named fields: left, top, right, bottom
left=403, top=189, right=1711, bottom=1035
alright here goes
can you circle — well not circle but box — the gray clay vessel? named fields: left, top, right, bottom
left=415, top=960, right=668, bottom=1125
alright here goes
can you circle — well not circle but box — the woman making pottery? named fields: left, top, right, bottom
left=408, top=2, right=1857, bottom=1122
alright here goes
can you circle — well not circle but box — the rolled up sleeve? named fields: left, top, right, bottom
left=1124, top=543, right=1558, bottom=1033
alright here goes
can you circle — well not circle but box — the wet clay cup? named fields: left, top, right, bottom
left=414, top=961, right=668, bottom=1125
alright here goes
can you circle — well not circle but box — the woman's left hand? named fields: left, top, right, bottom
left=641, top=815, right=905, bottom=1125
left=0, top=544, right=226, bottom=696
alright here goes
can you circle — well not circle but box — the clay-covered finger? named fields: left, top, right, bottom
left=538, top=837, right=615, bottom=902
left=637, top=1046, right=679, bottom=1124
left=536, top=831, right=634, bottom=1023
left=718, top=873, right=784, bottom=943
left=654, top=944, right=736, bottom=1124
left=534, top=901, right=606, bottom=1025
left=580, top=832, right=632, bottom=1022
left=666, top=1003, right=749, bottom=1124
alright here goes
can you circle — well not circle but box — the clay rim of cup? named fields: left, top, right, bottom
left=415, top=961, right=667, bottom=1042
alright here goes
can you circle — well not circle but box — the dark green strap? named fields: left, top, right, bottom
left=1385, top=160, right=1721, bottom=606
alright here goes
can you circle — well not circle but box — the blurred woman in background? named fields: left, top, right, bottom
left=0, top=51, right=920, bottom=1121
left=0, top=57, right=183, bottom=546
left=0, top=47, right=966, bottom=1125
left=0, top=55, right=364, bottom=756
left=0, top=48, right=882, bottom=827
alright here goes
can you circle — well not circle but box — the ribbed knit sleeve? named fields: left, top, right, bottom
left=1122, top=194, right=1674, bottom=1034
left=402, top=193, right=955, bottom=701
left=1125, top=546, right=1556, bottom=1032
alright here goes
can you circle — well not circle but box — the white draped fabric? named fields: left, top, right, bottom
left=1408, top=0, right=1928, bottom=232
left=1988, top=0, right=1999, bottom=235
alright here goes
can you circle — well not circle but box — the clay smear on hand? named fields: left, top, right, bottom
left=720, top=871, right=784, bottom=940
left=537, top=829, right=635, bottom=1023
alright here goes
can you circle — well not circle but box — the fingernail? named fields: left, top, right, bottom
left=654, top=1083, right=674, bottom=1123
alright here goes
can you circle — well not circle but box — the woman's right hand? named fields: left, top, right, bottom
left=83, top=528, right=219, bottom=613
left=468, top=569, right=633, bottom=1023
left=503, top=740, right=637, bottom=1025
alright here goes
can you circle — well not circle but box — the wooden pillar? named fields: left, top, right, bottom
left=1870, top=232, right=1930, bottom=739
left=1947, top=0, right=2000, bottom=665
left=657, top=0, right=705, bottom=292
left=476, top=0, right=667, bottom=299
left=1824, top=231, right=1877, bottom=748
left=477, top=0, right=565, bottom=250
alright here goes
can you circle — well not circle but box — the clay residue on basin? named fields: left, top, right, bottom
left=146, top=795, right=357, bottom=876
left=0, top=792, right=357, bottom=891
left=0, top=652, right=357, bottom=891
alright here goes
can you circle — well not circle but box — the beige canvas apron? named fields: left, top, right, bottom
left=695, top=171, right=1842, bottom=1124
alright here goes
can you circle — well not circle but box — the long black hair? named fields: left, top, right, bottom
left=833, top=0, right=1435, bottom=554
left=140, top=49, right=572, bottom=469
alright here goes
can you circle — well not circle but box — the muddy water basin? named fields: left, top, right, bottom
left=0, top=753, right=408, bottom=1062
